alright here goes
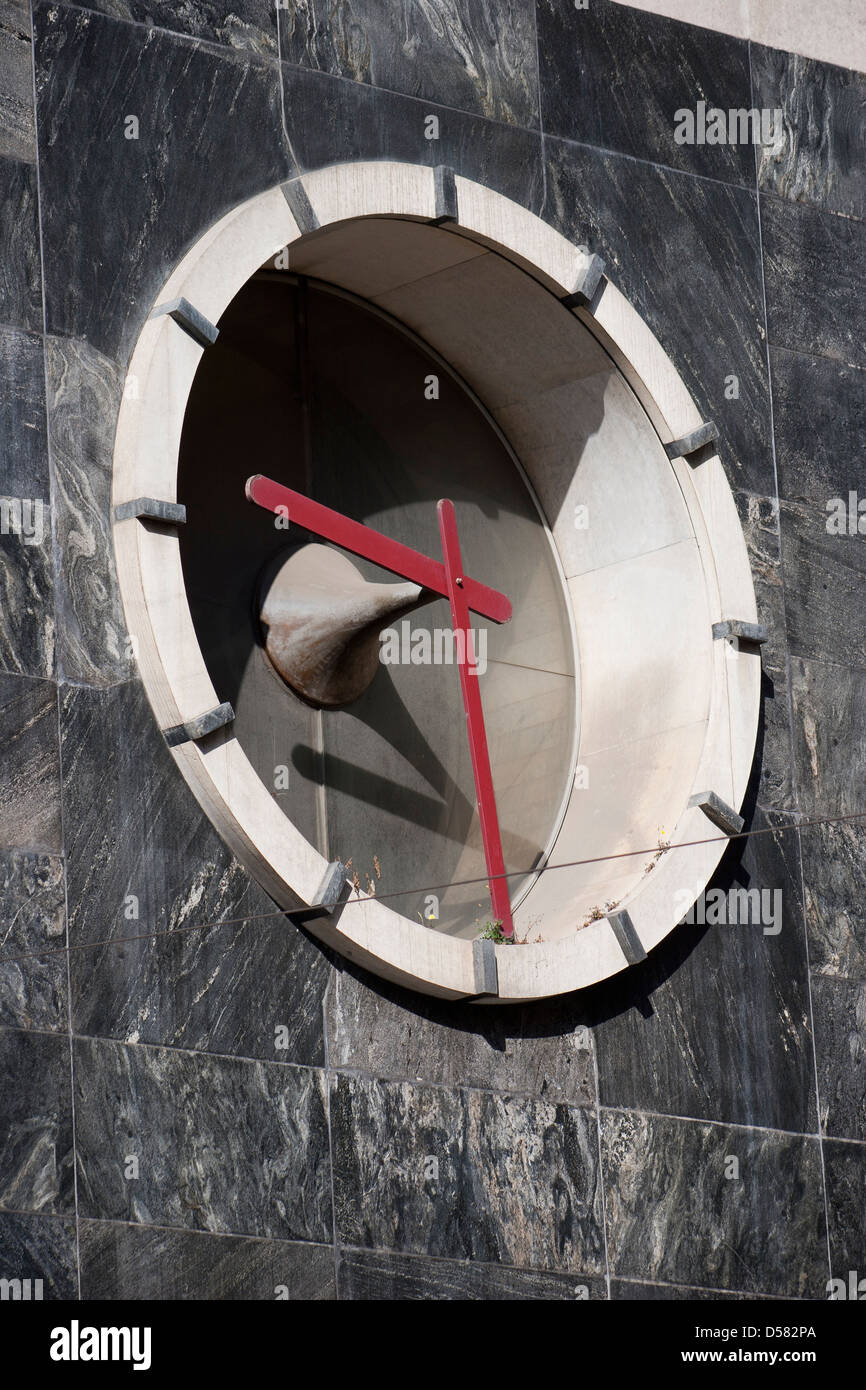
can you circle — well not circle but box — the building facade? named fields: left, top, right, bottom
left=1, top=0, right=865, bottom=1299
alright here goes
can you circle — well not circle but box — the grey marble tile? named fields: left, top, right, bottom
left=801, top=819, right=866, bottom=982
left=823, top=1139, right=866, bottom=1284
left=34, top=3, right=292, bottom=360
left=64, top=0, right=278, bottom=59
left=0, top=850, right=66, bottom=1032
left=789, top=656, right=866, bottom=817
left=280, top=0, right=539, bottom=128
left=0, top=326, right=54, bottom=680
left=0, top=673, right=61, bottom=852
left=326, top=966, right=595, bottom=1107
left=71, top=911, right=331, bottom=1069
left=60, top=680, right=329, bottom=1067
left=46, top=336, right=132, bottom=686
left=0, top=1210, right=77, bottom=1299
left=282, top=61, right=544, bottom=212
left=0, top=1, right=30, bottom=34
left=74, top=1037, right=331, bottom=1241
left=80, top=1219, right=335, bottom=1299
left=771, top=346, right=866, bottom=509
left=779, top=500, right=866, bottom=668
left=611, top=1278, right=785, bottom=1300
left=537, top=0, right=753, bottom=184
left=332, top=1074, right=605, bottom=1273
left=0, top=328, right=47, bottom=501
left=811, top=975, right=866, bottom=1142
left=602, top=1110, right=828, bottom=1297
left=337, top=1246, right=605, bottom=1300
left=589, top=809, right=815, bottom=1133
left=733, top=491, right=794, bottom=810
left=0, top=1028, right=74, bottom=1215
left=761, top=194, right=866, bottom=369
left=0, top=155, right=40, bottom=332
left=0, top=1, right=35, bottom=163
left=545, top=137, right=773, bottom=498
left=735, top=494, right=786, bottom=648
left=753, top=46, right=866, bottom=222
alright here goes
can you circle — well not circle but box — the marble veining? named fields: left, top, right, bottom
left=0, top=0, right=35, bottom=164
left=771, top=345, right=866, bottom=508
left=0, top=1210, right=77, bottom=1299
left=281, top=59, right=544, bottom=210
left=337, top=1246, right=606, bottom=1300
left=0, top=673, right=61, bottom=852
left=332, top=1074, right=605, bottom=1273
left=62, top=0, right=279, bottom=60
left=0, top=850, right=66, bottom=1032
left=753, top=45, right=866, bottom=222
left=537, top=0, right=754, bottom=184
left=611, top=1278, right=787, bottom=1301
left=34, top=4, right=292, bottom=360
left=60, top=680, right=330, bottom=1066
left=789, top=657, right=866, bottom=818
left=326, top=966, right=596, bottom=1107
left=801, top=820, right=866, bottom=982
left=47, top=335, right=132, bottom=686
left=779, top=498, right=866, bottom=668
left=589, top=807, right=815, bottom=1133
left=811, top=974, right=866, bottom=1142
left=80, top=1220, right=335, bottom=1300
left=545, top=137, right=773, bottom=499
left=280, top=0, right=539, bottom=129
left=761, top=193, right=866, bottom=369
left=733, top=490, right=793, bottom=811
left=823, top=1140, right=866, bottom=1280
left=602, top=1110, right=828, bottom=1297
left=0, top=1028, right=74, bottom=1215
left=0, top=155, right=40, bottom=332
left=0, top=326, right=55, bottom=680
left=73, top=1037, right=332, bottom=1242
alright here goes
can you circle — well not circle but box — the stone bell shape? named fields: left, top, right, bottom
left=258, top=542, right=432, bottom=708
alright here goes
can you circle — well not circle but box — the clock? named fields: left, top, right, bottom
left=112, top=162, right=762, bottom=1002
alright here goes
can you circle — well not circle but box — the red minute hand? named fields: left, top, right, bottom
left=245, top=475, right=512, bottom=624
left=437, top=500, right=514, bottom=940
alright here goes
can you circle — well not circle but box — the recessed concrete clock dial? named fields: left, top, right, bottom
left=177, top=274, right=576, bottom=943
left=112, top=162, right=763, bottom=1001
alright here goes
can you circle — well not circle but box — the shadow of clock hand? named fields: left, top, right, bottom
left=290, top=669, right=474, bottom=845
left=291, top=670, right=542, bottom=868
left=354, top=662, right=544, bottom=870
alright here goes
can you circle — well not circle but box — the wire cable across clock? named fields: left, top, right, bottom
left=3, top=806, right=866, bottom=969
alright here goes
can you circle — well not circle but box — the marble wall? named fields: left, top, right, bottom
left=0, top=0, right=863, bottom=1300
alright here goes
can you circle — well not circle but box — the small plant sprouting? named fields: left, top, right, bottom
left=579, top=899, right=619, bottom=930
left=478, top=919, right=513, bottom=945
left=645, top=827, right=671, bottom=876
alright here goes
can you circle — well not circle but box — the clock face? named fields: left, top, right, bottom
left=178, top=274, right=576, bottom=939
left=112, top=164, right=761, bottom=999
